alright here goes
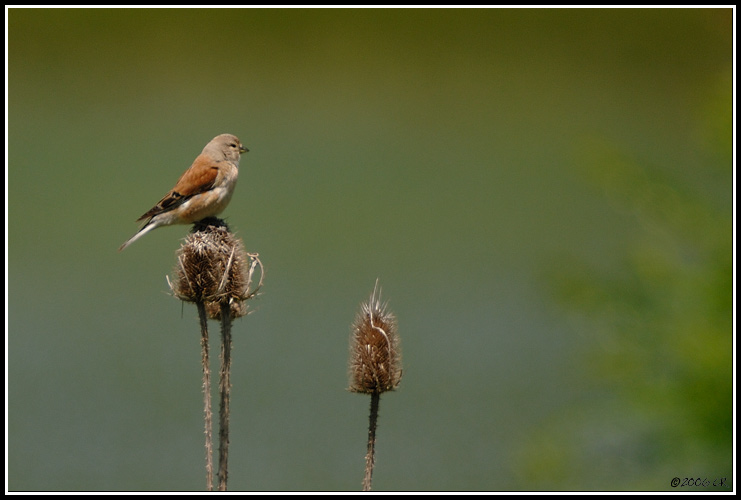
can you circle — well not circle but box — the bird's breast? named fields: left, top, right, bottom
left=177, top=164, right=238, bottom=223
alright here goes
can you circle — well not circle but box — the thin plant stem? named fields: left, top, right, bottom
left=362, top=392, right=381, bottom=491
left=218, top=300, right=233, bottom=491
left=196, top=300, right=214, bottom=492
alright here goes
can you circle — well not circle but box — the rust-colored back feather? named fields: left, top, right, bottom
left=136, top=156, right=221, bottom=221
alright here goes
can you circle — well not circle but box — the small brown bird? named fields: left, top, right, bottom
left=119, top=134, right=248, bottom=251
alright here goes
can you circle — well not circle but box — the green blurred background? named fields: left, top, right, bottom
left=8, top=7, right=733, bottom=492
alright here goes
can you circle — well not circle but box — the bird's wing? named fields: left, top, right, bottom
left=136, top=156, right=220, bottom=221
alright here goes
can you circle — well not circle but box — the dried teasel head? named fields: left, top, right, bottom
left=168, top=218, right=262, bottom=320
left=348, top=280, right=402, bottom=394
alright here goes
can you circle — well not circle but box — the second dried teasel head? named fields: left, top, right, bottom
left=348, top=281, right=402, bottom=394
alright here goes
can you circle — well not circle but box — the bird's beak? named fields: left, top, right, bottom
left=240, top=145, right=249, bottom=154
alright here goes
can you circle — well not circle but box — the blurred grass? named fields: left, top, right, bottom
left=522, top=75, right=733, bottom=490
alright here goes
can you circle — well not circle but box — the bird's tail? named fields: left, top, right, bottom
left=118, top=219, right=157, bottom=252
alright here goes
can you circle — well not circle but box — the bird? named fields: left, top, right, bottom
left=119, top=134, right=248, bottom=251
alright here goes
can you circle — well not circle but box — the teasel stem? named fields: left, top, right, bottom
left=362, top=392, right=380, bottom=491
left=218, top=299, right=232, bottom=491
left=348, top=280, right=402, bottom=491
left=167, top=217, right=264, bottom=491
left=196, top=301, right=214, bottom=491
